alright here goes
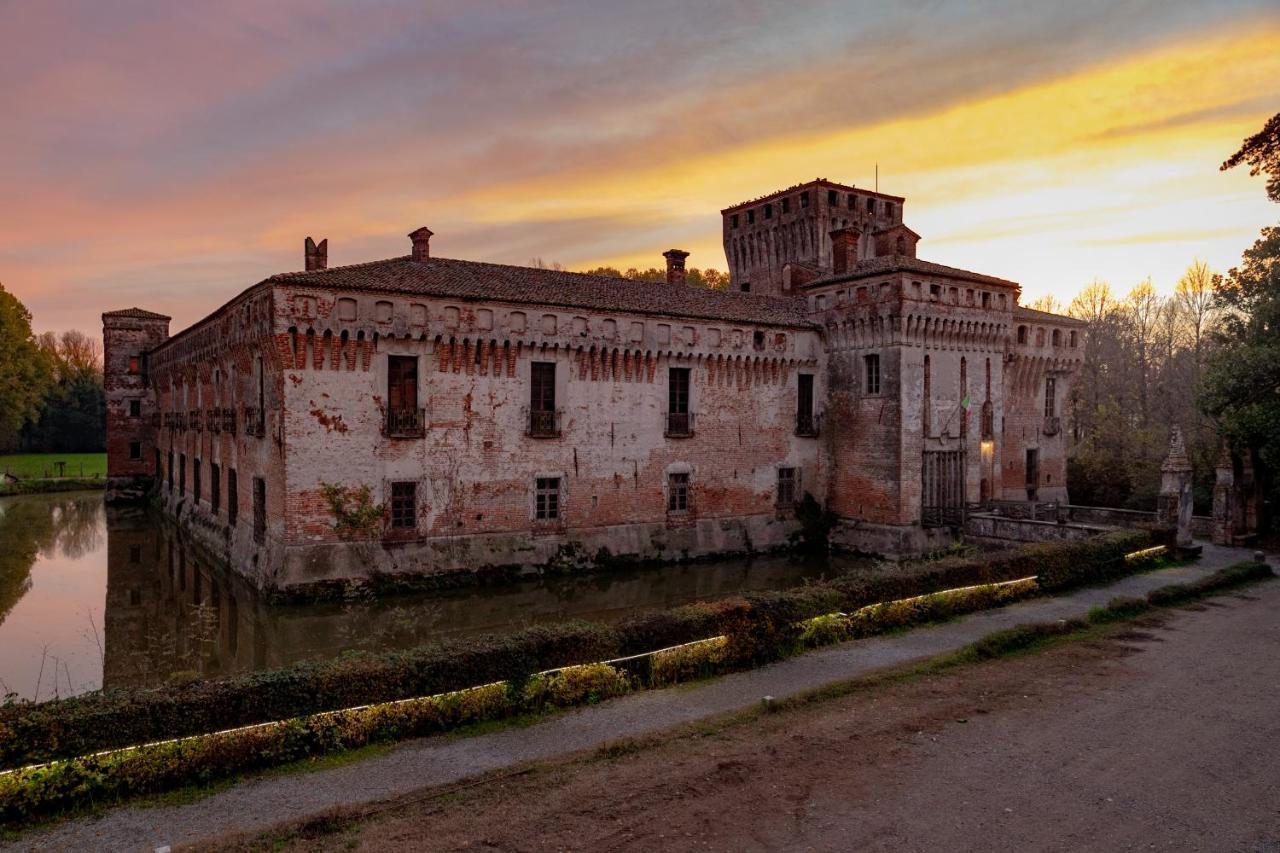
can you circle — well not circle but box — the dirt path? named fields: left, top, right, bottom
left=224, top=577, right=1280, bottom=853
left=4, top=543, right=1271, bottom=851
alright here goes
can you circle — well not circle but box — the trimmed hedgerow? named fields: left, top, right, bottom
left=0, top=531, right=1188, bottom=823
left=0, top=529, right=1159, bottom=772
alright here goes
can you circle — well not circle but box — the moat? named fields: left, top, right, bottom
left=0, top=491, right=876, bottom=702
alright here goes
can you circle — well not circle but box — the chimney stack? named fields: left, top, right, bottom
left=663, top=249, right=690, bottom=286
left=304, top=237, right=328, bottom=271
left=829, top=226, right=861, bottom=276
left=409, top=227, right=434, bottom=262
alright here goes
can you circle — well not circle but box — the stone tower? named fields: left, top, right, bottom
left=102, top=308, right=171, bottom=502
left=720, top=179, right=908, bottom=297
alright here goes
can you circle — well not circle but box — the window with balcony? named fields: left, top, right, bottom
left=386, top=355, right=423, bottom=437
left=666, top=367, right=692, bottom=437
left=529, top=361, right=559, bottom=437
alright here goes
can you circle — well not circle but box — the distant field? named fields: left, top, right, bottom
left=0, top=453, right=107, bottom=480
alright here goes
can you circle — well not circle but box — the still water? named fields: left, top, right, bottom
left=0, top=492, right=870, bottom=702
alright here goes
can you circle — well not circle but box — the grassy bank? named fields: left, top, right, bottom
left=0, top=477, right=104, bottom=497
left=0, top=453, right=106, bottom=481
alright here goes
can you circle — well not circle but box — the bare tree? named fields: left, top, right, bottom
left=1174, top=259, right=1217, bottom=368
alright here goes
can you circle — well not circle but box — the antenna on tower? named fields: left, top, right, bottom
left=875, top=163, right=879, bottom=193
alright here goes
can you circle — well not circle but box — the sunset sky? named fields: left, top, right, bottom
left=2, top=0, right=1278, bottom=334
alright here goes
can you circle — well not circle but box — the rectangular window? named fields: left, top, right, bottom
left=535, top=477, right=560, bottom=521
left=193, top=459, right=201, bottom=503
left=386, top=355, right=422, bottom=436
left=731, top=213, right=739, bottom=228
left=168, top=451, right=174, bottom=490
left=228, top=468, right=238, bottom=525
left=797, top=374, right=815, bottom=435
left=211, top=464, right=221, bottom=515
left=529, top=361, right=557, bottom=436
left=129, top=399, right=141, bottom=418
left=1026, top=448, right=1040, bottom=499
left=667, top=367, right=691, bottom=436
left=253, top=477, right=266, bottom=544
left=668, top=472, right=690, bottom=513
left=866, top=197, right=875, bottom=213
left=764, top=203, right=772, bottom=219
left=864, top=354, right=881, bottom=395
left=781, top=197, right=790, bottom=213
left=128, top=441, right=141, bottom=460
left=748, top=209, right=755, bottom=224
left=777, top=467, right=797, bottom=507
left=827, top=189, right=838, bottom=205
left=179, top=454, right=186, bottom=496
left=390, top=482, right=417, bottom=529
left=1044, top=377, right=1056, bottom=417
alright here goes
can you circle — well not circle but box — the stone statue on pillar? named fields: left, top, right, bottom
left=1157, top=426, right=1199, bottom=555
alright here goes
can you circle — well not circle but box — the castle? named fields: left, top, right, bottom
left=103, top=179, right=1084, bottom=592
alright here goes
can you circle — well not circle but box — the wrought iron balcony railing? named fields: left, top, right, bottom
left=189, top=410, right=202, bottom=431
left=206, top=408, right=221, bottom=434
left=795, top=412, right=819, bottom=438
left=385, top=407, right=426, bottom=438
left=243, top=406, right=266, bottom=437
left=222, top=407, right=237, bottom=435
left=526, top=408, right=562, bottom=438
left=664, top=411, right=695, bottom=438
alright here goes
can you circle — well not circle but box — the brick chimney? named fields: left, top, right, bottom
left=663, top=249, right=690, bottom=285
left=829, top=226, right=861, bottom=276
left=304, top=236, right=328, bottom=271
left=409, top=227, right=434, bottom=262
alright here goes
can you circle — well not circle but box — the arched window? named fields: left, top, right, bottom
left=1017, top=326, right=1028, bottom=344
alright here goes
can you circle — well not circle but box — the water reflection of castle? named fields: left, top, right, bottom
left=102, top=506, right=834, bottom=690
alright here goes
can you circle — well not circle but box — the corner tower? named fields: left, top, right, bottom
left=102, top=308, right=171, bottom=502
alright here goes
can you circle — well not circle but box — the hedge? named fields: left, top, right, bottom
left=0, top=528, right=1156, bottom=772
left=0, top=530, right=1194, bottom=823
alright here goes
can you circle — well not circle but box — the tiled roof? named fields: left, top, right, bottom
left=810, top=256, right=1021, bottom=289
left=269, top=256, right=814, bottom=328
left=102, top=307, right=171, bottom=320
left=1014, top=305, right=1087, bottom=326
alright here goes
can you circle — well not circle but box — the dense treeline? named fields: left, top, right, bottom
left=0, top=283, right=104, bottom=455
left=1059, top=265, right=1220, bottom=511
left=1064, top=110, right=1279, bottom=534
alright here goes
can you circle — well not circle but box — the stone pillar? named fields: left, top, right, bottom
left=1212, top=440, right=1235, bottom=546
left=1157, top=426, right=1195, bottom=550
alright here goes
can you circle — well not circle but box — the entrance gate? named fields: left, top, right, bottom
left=922, top=450, right=965, bottom=527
